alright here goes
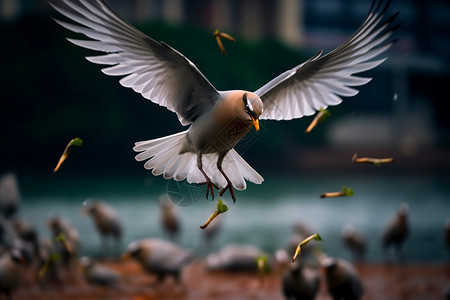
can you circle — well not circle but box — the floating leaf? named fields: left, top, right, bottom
left=217, top=198, right=228, bottom=213
left=69, top=137, right=83, bottom=147
left=352, top=153, right=395, bottom=165
left=320, top=186, right=354, bottom=198
left=200, top=199, right=228, bottom=229
left=305, top=108, right=331, bottom=133
left=313, top=233, right=324, bottom=242
left=341, top=186, right=354, bottom=197
left=54, top=137, right=84, bottom=173
left=318, top=108, right=331, bottom=123
left=292, top=233, right=324, bottom=263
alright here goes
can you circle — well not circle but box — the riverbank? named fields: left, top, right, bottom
left=12, top=259, right=450, bottom=299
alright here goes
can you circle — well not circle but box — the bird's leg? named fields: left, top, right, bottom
left=114, top=236, right=122, bottom=258
left=218, top=167, right=236, bottom=202
left=395, top=244, right=405, bottom=264
left=197, top=152, right=218, bottom=200
left=217, top=153, right=236, bottom=203
left=100, top=236, right=107, bottom=258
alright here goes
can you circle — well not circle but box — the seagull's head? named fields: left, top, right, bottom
left=242, top=92, right=263, bottom=131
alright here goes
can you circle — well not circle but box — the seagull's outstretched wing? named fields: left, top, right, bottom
left=50, top=0, right=219, bottom=126
left=256, top=0, right=399, bottom=121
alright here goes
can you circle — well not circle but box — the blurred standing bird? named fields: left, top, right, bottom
left=322, top=257, right=364, bottom=300
left=79, top=256, right=120, bottom=288
left=206, top=244, right=266, bottom=272
left=0, top=249, right=25, bottom=299
left=0, top=217, right=35, bottom=266
left=12, top=218, right=40, bottom=262
left=122, top=238, right=192, bottom=284
left=49, top=0, right=399, bottom=202
left=0, top=216, right=16, bottom=250
left=37, top=237, right=69, bottom=283
left=382, top=203, right=409, bottom=262
left=341, top=224, right=367, bottom=262
left=159, top=195, right=180, bottom=242
left=0, top=173, right=21, bottom=219
left=282, top=260, right=320, bottom=300
left=47, top=215, right=80, bottom=269
left=82, top=200, right=122, bottom=256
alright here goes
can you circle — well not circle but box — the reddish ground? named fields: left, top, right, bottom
left=10, top=260, right=450, bottom=300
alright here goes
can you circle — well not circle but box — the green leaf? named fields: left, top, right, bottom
left=55, top=233, right=66, bottom=242
left=69, top=137, right=83, bottom=147
left=292, top=232, right=324, bottom=262
left=49, top=253, right=61, bottom=263
left=217, top=198, right=229, bottom=214
left=341, top=186, right=354, bottom=197
left=314, top=233, right=324, bottom=241
left=256, top=255, right=271, bottom=273
left=318, top=108, right=331, bottom=123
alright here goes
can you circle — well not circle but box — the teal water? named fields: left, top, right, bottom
left=18, top=173, right=450, bottom=262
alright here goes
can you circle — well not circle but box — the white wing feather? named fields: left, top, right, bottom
left=50, top=0, right=219, bottom=126
left=256, top=0, right=399, bottom=120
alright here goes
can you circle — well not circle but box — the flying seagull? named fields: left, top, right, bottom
left=49, top=0, right=399, bottom=202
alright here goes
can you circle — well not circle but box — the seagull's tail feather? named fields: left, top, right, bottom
left=198, top=149, right=264, bottom=191
left=133, top=131, right=263, bottom=191
left=134, top=131, right=196, bottom=182
left=222, top=149, right=264, bottom=190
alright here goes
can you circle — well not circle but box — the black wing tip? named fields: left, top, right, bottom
left=390, top=22, right=402, bottom=32
left=369, top=0, right=397, bottom=19
left=386, top=11, right=401, bottom=25
left=368, top=0, right=387, bottom=16
left=379, top=10, right=401, bottom=34
left=372, top=1, right=401, bottom=39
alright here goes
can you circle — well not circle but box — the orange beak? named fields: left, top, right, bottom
left=252, top=117, right=260, bottom=131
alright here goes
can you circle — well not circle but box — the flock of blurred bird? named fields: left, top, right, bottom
left=1, top=171, right=449, bottom=299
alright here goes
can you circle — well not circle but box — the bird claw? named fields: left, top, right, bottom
left=219, top=184, right=236, bottom=203
left=198, top=180, right=219, bottom=200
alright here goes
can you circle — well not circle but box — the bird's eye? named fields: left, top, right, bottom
left=242, top=93, right=248, bottom=109
left=242, top=93, right=254, bottom=116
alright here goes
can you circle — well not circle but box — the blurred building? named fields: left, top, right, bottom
left=2, top=0, right=448, bottom=57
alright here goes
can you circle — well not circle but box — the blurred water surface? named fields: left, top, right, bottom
left=18, top=172, right=450, bottom=262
